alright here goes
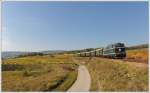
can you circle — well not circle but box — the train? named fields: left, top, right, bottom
left=77, top=42, right=126, bottom=59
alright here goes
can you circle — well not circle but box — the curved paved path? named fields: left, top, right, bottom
left=67, top=65, right=91, bottom=92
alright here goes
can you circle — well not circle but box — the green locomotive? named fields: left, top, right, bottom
left=77, top=42, right=126, bottom=59
left=103, top=43, right=126, bottom=58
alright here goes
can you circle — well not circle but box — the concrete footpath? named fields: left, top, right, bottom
left=67, top=65, right=91, bottom=92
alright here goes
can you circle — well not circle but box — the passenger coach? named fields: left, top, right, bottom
left=77, top=42, right=126, bottom=59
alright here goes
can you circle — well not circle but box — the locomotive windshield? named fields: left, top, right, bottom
left=114, top=43, right=125, bottom=47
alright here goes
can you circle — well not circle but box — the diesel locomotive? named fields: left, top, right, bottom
left=77, top=42, right=126, bottom=59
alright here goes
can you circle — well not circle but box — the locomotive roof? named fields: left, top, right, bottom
left=106, top=42, right=125, bottom=48
left=111, top=42, right=124, bottom=45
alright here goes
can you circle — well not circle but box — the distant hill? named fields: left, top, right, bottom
left=40, top=50, right=65, bottom=54
left=126, top=44, right=148, bottom=50
left=1, top=51, right=30, bottom=59
left=2, top=50, right=65, bottom=59
left=2, top=44, right=148, bottom=59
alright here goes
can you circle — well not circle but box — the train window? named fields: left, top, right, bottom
left=106, top=44, right=113, bottom=49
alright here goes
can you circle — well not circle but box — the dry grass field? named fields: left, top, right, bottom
left=125, top=48, right=148, bottom=64
left=86, top=58, right=148, bottom=91
left=2, top=54, right=78, bottom=91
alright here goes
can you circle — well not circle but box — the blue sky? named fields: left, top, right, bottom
left=2, top=2, right=148, bottom=51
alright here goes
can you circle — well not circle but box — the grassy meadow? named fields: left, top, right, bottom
left=2, top=54, right=78, bottom=91
left=2, top=47, right=149, bottom=92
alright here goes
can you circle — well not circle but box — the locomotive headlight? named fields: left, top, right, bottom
left=118, top=48, right=122, bottom=52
